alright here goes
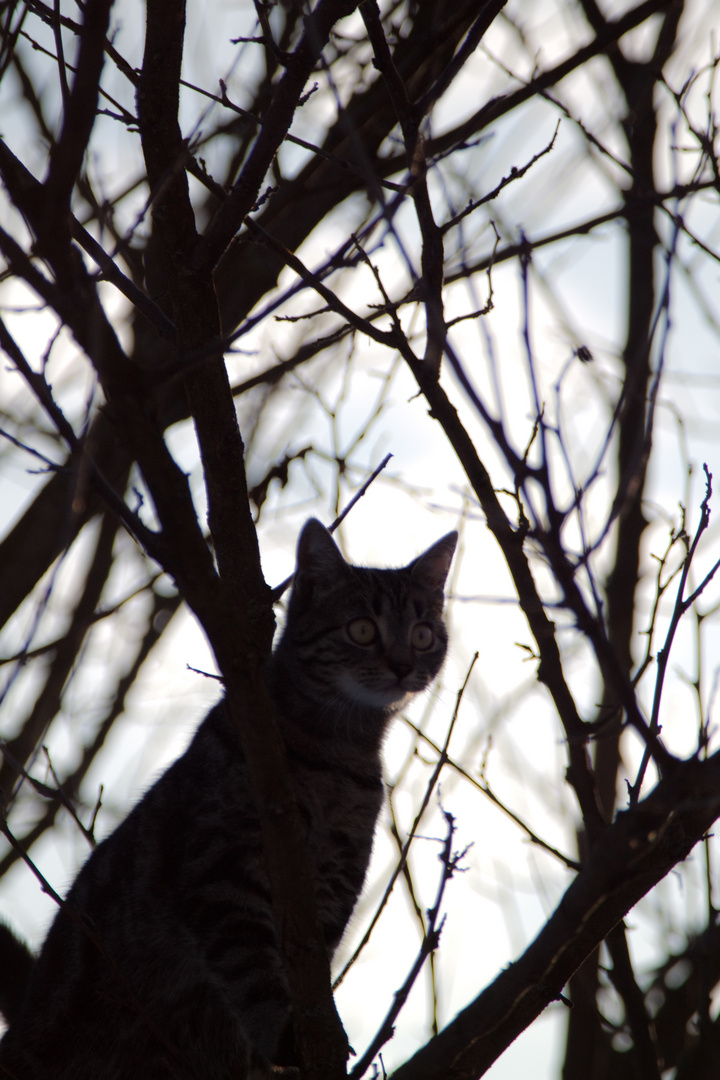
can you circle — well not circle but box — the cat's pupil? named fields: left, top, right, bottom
left=347, top=617, right=377, bottom=645
left=411, top=622, right=434, bottom=650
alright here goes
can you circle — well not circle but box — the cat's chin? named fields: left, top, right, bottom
left=336, top=674, right=414, bottom=711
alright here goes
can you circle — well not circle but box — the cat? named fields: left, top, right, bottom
left=0, top=518, right=457, bottom=1079
left=0, top=924, right=34, bottom=1028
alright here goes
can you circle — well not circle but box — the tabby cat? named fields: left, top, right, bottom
left=0, top=519, right=456, bottom=1079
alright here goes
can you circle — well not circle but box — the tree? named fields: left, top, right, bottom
left=1, top=0, right=719, bottom=1076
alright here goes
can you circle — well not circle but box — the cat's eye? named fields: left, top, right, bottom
left=410, top=623, right=434, bottom=650
left=348, top=618, right=378, bottom=645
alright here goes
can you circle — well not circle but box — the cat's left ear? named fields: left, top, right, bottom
left=410, top=531, right=458, bottom=591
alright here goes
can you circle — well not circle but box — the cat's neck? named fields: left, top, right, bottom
left=268, top=653, right=401, bottom=750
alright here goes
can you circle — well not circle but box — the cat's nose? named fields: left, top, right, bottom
left=387, top=657, right=413, bottom=680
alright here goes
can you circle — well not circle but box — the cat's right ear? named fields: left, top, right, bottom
left=296, top=519, right=346, bottom=576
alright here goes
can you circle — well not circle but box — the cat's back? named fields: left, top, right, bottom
left=0, top=706, right=258, bottom=1079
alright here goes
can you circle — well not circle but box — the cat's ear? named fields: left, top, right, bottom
left=296, top=518, right=346, bottom=575
left=410, top=531, right=458, bottom=591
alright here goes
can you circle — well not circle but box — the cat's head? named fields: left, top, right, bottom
left=277, top=520, right=457, bottom=722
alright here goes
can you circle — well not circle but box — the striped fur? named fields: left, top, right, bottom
left=0, top=520, right=456, bottom=1079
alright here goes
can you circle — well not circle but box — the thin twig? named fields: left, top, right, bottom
left=630, top=467, right=717, bottom=803
left=270, top=454, right=394, bottom=602
left=42, top=748, right=97, bottom=848
left=404, top=720, right=581, bottom=871
left=387, top=797, right=439, bottom=1034
left=350, top=809, right=468, bottom=1078
left=333, top=655, right=477, bottom=990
